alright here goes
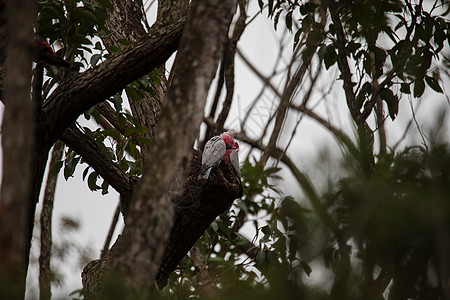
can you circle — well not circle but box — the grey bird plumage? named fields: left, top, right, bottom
left=229, top=148, right=241, bottom=182
left=198, top=135, right=226, bottom=180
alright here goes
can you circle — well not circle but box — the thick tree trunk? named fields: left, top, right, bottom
left=0, top=0, right=35, bottom=298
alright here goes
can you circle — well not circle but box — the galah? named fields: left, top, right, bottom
left=199, top=130, right=239, bottom=180
left=34, top=37, right=71, bottom=68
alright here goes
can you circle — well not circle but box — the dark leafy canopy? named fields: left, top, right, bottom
left=263, top=0, right=449, bottom=119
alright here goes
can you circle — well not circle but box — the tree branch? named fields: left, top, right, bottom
left=328, top=0, right=361, bottom=125
left=41, top=18, right=186, bottom=143
left=360, top=5, right=419, bottom=122
left=215, top=0, right=247, bottom=132
left=60, top=124, right=136, bottom=213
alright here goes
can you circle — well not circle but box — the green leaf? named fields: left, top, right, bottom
left=323, top=45, right=337, bottom=69
left=237, top=200, right=249, bottom=214
left=261, top=225, right=271, bottom=236
left=88, top=172, right=100, bottom=191
left=125, top=86, right=141, bottom=104
left=102, top=129, right=121, bottom=141
left=293, top=28, right=302, bottom=50
left=119, top=159, right=129, bottom=172
left=413, top=78, right=425, bottom=98
left=82, top=166, right=90, bottom=181
left=273, top=10, right=282, bottom=30
left=50, top=160, right=63, bottom=176
left=380, top=88, right=398, bottom=120
left=101, top=180, right=109, bottom=195
left=108, top=45, right=120, bottom=53
left=94, top=41, right=103, bottom=50
left=211, top=221, right=218, bottom=232
left=117, top=113, right=126, bottom=129
left=111, top=94, right=123, bottom=112
left=127, top=142, right=140, bottom=160
left=64, top=156, right=80, bottom=180
left=90, top=53, right=101, bottom=67
left=257, top=0, right=264, bottom=11
left=137, top=137, right=151, bottom=146
left=285, top=11, right=293, bottom=32
left=79, top=8, right=98, bottom=24
left=69, top=33, right=91, bottom=46
left=124, top=126, right=140, bottom=137
left=255, top=250, right=266, bottom=265
left=268, top=0, right=274, bottom=16
left=425, top=75, right=443, bottom=93
left=41, top=5, right=64, bottom=20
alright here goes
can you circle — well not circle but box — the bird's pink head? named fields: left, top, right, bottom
left=222, top=130, right=236, bottom=147
left=233, top=141, right=239, bottom=150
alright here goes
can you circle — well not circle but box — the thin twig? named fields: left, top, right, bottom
left=101, top=203, right=121, bottom=259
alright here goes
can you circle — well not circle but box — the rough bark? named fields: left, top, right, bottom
left=157, top=0, right=189, bottom=26
left=0, top=0, right=35, bottom=298
left=0, top=0, right=5, bottom=100
left=81, top=0, right=238, bottom=295
left=39, top=142, right=64, bottom=300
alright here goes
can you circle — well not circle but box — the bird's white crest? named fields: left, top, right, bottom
left=224, top=129, right=235, bottom=138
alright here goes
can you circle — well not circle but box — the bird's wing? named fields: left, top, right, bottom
left=230, top=149, right=241, bottom=180
left=201, top=136, right=226, bottom=168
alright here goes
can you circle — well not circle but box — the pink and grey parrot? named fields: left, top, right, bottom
left=199, top=130, right=240, bottom=180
